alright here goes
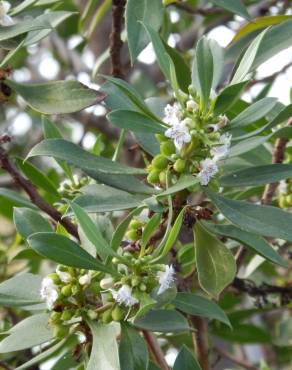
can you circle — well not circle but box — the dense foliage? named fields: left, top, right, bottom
left=0, top=1, right=291, bottom=369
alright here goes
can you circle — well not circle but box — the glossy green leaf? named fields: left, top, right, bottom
left=27, top=139, right=145, bottom=175
left=173, top=346, right=201, bottom=370
left=0, top=273, right=43, bottom=308
left=204, top=223, right=287, bottom=267
left=134, top=309, right=189, bottom=333
left=6, top=79, right=105, bottom=114
left=193, top=222, right=236, bottom=298
left=119, top=324, right=149, bottom=370
left=229, top=136, right=268, bottom=157
left=173, top=293, right=231, bottom=327
left=0, top=313, right=53, bottom=353
left=10, top=0, right=38, bottom=16
left=28, top=232, right=115, bottom=274
left=157, top=176, right=199, bottom=198
left=69, top=202, right=116, bottom=260
left=211, top=0, right=250, bottom=20
left=205, top=188, right=292, bottom=242
left=214, top=81, right=248, bottom=115
left=220, top=164, right=292, bottom=187
left=0, top=188, right=37, bottom=209
left=141, top=213, right=162, bottom=249
left=126, top=0, right=163, bottom=62
left=107, top=110, right=166, bottom=134
left=14, top=207, right=52, bottom=239
left=213, top=323, right=271, bottom=343
left=231, top=28, right=268, bottom=84
left=87, top=322, right=120, bottom=370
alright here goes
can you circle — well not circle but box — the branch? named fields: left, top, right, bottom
left=214, top=346, right=258, bottom=370
left=249, top=60, right=292, bottom=87
left=261, top=117, right=292, bottom=205
left=142, top=330, right=169, bottom=370
left=189, top=316, right=209, bottom=370
left=110, top=0, right=126, bottom=78
left=0, top=136, right=79, bottom=240
left=172, top=3, right=223, bottom=16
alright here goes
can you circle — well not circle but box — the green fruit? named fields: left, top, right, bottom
left=159, top=171, right=167, bottom=185
left=174, top=159, right=186, bottom=173
left=139, top=283, right=147, bottom=292
left=152, top=154, right=168, bottom=170
left=286, top=194, right=292, bottom=205
left=101, top=309, right=113, bottom=324
left=50, top=311, right=62, bottom=323
left=129, top=219, right=143, bottom=230
left=111, top=305, right=125, bottom=321
left=47, top=273, right=61, bottom=284
left=155, top=133, right=168, bottom=142
left=126, top=229, right=139, bottom=242
left=279, top=195, right=288, bottom=208
left=61, top=310, right=73, bottom=321
left=147, top=170, right=160, bottom=184
left=160, top=141, right=175, bottom=156
left=53, top=324, right=69, bottom=339
left=61, top=284, right=72, bottom=297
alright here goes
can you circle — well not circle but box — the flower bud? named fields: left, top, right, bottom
left=61, top=310, right=73, bottom=321
left=111, top=305, right=125, bottom=321
left=50, top=311, right=62, bottom=323
left=139, top=283, right=147, bottom=292
left=47, top=273, right=61, bottom=285
left=101, top=309, right=113, bottom=324
left=174, top=159, right=186, bottom=173
left=61, top=284, right=72, bottom=297
left=159, top=171, right=167, bottom=185
left=152, top=154, right=168, bottom=170
left=100, top=277, right=114, bottom=290
left=186, top=100, right=197, bottom=111
left=160, top=141, right=176, bottom=156
left=79, top=273, right=91, bottom=286
left=131, top=276, right=140, bottom=287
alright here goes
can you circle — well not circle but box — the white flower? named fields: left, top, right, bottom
left=157, top=265, right=175, bottom=295
left=165, top=122, right=191, bottom=151
left=79, top=272, right=91, bottom=286
left=186, top=100, right=197, bottom=111
left=163, top=103, right=182, bottom=125
left=56, top=267, right=71, bottom=283
left=40, top=277, right=59, bottom=309
left=0, top=1, right=14, bottom=26
left=211, top=144, right=230, bottom=161
left=111, top=285, right=138, bottom=307
left=100, top=277, right=114, bottom=290
left=197, top=158, right=218, bottom=186
left=219, top=133, right=232, bottom=146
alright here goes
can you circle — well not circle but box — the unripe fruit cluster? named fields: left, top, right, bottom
left=279, top=180, right=292, bottom=208
left=125, top=218, right=145, bottom=242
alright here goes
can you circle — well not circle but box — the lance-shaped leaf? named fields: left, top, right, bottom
left=214, top=81, right=248, bottom=115
left=119, top=324, right=149, bottom=370
left=6, top=80, right=105, bottom=114
left=205, top=188, right=292, bottom=242
left=27, top=139, right=145, bottom=175
left=207, top=223, right=287, bottom=268
left=28, top=232, right=115, bottom=274
left=14, top=207, right=53, bottom=239
left=125, top=0, right=163, bottom=62
left=210, top=0, right=250, bottom=20
left=173, top=346, right=201, bottom=370
left=193, top=222, right=236, bottom=298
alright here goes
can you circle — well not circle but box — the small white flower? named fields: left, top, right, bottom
left=111, top=285, right=138, bottom=307
left=79, top=272, right=91, bottom=286
left=56, top=267, right=71, bottom=283
left=100, top=277, right=114, bottom=290
left=163, top=103, right=182, bottom=125
left=165, top=122, right=191, bottom=151
left=157, top=265, right=175, bottom=295
left=186, top=100, right=197, bottom=111
left=0, top=1, right=14, bottom=26
left=211, top=144, right=230, bottom=161
left=197, top=158, right=218, bottom=186
left=40, top=277, right=59, bottom=309
left=219, top=133, right=232, bottom=146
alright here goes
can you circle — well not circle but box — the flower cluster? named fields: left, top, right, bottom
left=147, top=93, right=231, bottom=188
left=40, top=260, right=175, bottom=338
left=0, top=1, right=13, bottom=26
left=58, top=174, right=89, bottom=198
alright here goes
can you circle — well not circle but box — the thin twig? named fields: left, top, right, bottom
left=172, top=3, right=224, bottom=16
left=261, top=117, right=292, bottom=205
left=189, top=316, right=209, bottom=370
left=249, top=60, right=292, bottom=87
left=109, top=0, right=126, bottom=78
left=142, top=330, right=169, bottom=370
left=214, top=346, right=258, bottom=370
left=0, top=136, right=79, bottom=240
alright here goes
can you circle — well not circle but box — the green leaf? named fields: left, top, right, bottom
left=27, top=139, right=145, bottom=175
left=231, top=28, right=268, bottom=84
left=193, top=222, right=236, bottom=298
left=173, top=346, right=201, bottom=370
left=16, top=158, right=59, bottom=198
left=211, top=0, right=250, bottom=20
left=220, top=164, right=292, bottom=187
left=126, top=0, right=163, bottom=62
left=193, top=37, right=213, bottom=109
left=0, top=313, right=53, bottom=353
left=10, top=0, right=38, bottom=16
left=213, top=323, right=271, bottom=343
left=157, top=176, right=198, bottom=198
left=74, top=184, right=147, bottom=213
left=87, top=322, right=120, bottom=370
left=107, top=110, right=166, bottom=134
left=69, top=202, right=116, bottom=260
left=0, top=188, right=37, bottom=209
left=229, top=136, right=268, bottom=157
left=214, top=81, right=248, bottom=115
left=0, top=39, right=25, bottom=68
left=134, top=309, right=189, bottom=333
left=141, top=213, right=162, bottom=249
left=205, top=188, right=292, bottom=242
left=173, top=293, right=231, bottom=327
left=230, top=97, right=277, bottom=128
left=204, top=223, right=287, bottom=267
left=119, top=324, right=149, bottom=370
left=13, top=207, right=53, bottom=239
left=0, top=273, right=43, bottom=308
left=6, top=79, right=105, bottom=114
left=28, top=232, right=115, bottom=274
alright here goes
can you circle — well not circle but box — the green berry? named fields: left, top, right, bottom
left=129, top=219, right=143, bottom=230
left=286, top=194, right=292, bottom=205
left=174, top=159, right=186, bottom=173
left=61, top=284, right=72, bottom=297
left=147, top=170, right=160, bottom=184
left=50, top=311, right=62, bottom=323
left=126, top=229, right=139, bottom=242
left=160, top=141, right=175, bottom=156
left=53, top=324, right=69, bottom=339
left=139, top=283, right=147, bottom=292
left=101, top=309, right=113, bottom=324
left=61, top=310, right=73, bottom=321
left=152, top=154, right=168, bottom=170
left=279, top=195, right=287, bottom=208
left=111, top=305, right=125, bottom=321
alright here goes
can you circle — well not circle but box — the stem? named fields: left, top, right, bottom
left=214, top=346, right=257, bottom=370
left=142, top=331, right=169, bottom=370
left=112, top=128, right=127, bottom=162
left=190, top=316, right=209, bottom=370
